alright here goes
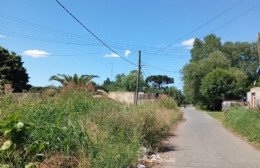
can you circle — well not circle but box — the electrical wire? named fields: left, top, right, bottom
left=210, top=3, right=260, bottom=34
left=142, top=62, right=179, bottom=73
left=54, top=0, right=137, bottom=66
left=152, top=0, right=247, bottom=55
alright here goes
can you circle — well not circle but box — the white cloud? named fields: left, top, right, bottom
left=124, top=50, right=131, bottom=57
left=104, top=53, right=120, bottom=58
left=181, top=38, right=195, bottom=49
left=22, top=49, right=49, bottom=58
left=0, top=34, right=5, bottom=38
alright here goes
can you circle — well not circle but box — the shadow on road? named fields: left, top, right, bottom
left=158, top=145, right=178, bottom=153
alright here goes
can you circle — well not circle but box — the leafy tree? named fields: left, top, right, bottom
left=0, top=46, right=30, bottom=92
left=200, top=68, right=247, bottom=110
left=182, top=51, right=230, bottom=104
left=191, top=34, right=222, bottom=62
left=145, top=75, right=174, bottom=90
left=102, top=78, right=111, bottom=88
left=105, top=70, right=146, bottom=92
left=182, top=34, right=258, bottom=110
left=222, top=42, right=258, bottom=85
left=164, top=87, right=185, bottom=106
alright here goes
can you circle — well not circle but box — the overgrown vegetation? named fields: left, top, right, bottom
left=0, top=91, right=181, bottom=167
left=224, top=107, right=260, bottom=145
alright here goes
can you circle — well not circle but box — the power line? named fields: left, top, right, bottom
left=209, top=3, right=260, bottom=34
left=152, top=0, right=247, bottom=55
left=0, top=11, right=168, bottom=55
left=142, top=62, right=179, bottom=73
left=54, top=0, right=137, bottom=66
left=0, top=12, right=140, bottom=51
left=0, top=27, right=102, bottom=47
left=0, top=11, right=192, bottom=61
left=141, top=69, right=149, bottom=78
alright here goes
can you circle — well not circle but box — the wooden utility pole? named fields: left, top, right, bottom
left=134, top=50, right=141, bottom=105
left=257, top=33, right=260, bottom=64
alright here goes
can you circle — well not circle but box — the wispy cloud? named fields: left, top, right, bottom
left=104, top=53, right=120, bottom=58
left=124, top=50, right=131, bottom=57
left=181, top=38, right=195, bottom=49
left=0, top=34, right=5, bottom=38
left=22, top=49, right=49, bottom=58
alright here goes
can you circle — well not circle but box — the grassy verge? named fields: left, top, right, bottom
left=224, top=107, right=260, bottom=147
left=207, top=112, right=225, bottom=123
left=0, top=91, right=181, bottom=167
left=198, top=106, right=259, bottom=149
left=195, top=106, right=224, bottom=123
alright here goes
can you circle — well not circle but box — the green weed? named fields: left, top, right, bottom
left=0, top=91, right=181, bottom=167
left=224, top=107, right=260, bottom=144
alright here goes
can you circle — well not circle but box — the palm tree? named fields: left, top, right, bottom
left=49, top=74, right=99, bottom=90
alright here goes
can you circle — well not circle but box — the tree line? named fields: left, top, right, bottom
left=182, top=34, right=259, bottom=110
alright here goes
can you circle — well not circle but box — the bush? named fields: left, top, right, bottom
left=0, top=91, right=181, bottom=167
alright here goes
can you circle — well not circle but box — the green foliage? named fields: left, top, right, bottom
left=0, top=113, right=32, bottom=167
left=200, top=68, right=247, bottom=110
left=0, top=46, right=30, bottom=92
left=224, top=108, right=260, bottom=144
left=49, top=74, right=98, bottom=88
left=182, top=34, right=257, bottom=110
left=222, top=42, right=258, bottom=85
left=182, top=50, right=231, bottom=105
left=104, top=70, right=146, bottom=92
left=145, top=75, right=174, bottom=89
left=0, top=91, right=181, bottom=167
left=164, top=87, right=185, bottom=106
left=190, top=34, right=222, bottom=62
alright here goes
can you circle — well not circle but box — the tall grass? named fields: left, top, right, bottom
left=224, top=107, right=260, bottom=144
left=0, top=91, right=181, bottom=167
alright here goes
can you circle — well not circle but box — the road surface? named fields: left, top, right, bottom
left=155, top=107, right=260, bottom=168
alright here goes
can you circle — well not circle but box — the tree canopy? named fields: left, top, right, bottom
left=145, top=75, right=174, bottom=89
left=182, top=34, right=257, bottom=110
left=103, top=70, right=146, bottom=92
left=49, top=74, right=98, bottom=91
left=200, top=68, right=247, bottom=110
left=0, top=46, right=30, bottom=92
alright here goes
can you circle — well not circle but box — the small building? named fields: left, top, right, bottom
left=247, top=87, right=260, bottom=109
left=222, top=101, right=241, bottom=111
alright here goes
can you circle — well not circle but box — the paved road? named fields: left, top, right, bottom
left=156, top=107, right=260, bottom=168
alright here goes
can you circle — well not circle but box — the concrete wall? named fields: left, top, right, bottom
left=108, top=92, right=158, bottom=105
left=108, top=92, right=135, bottom=104
left=12, top=93, right=41, bottom=101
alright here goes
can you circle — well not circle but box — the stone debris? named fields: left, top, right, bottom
left=136, top=163, right=146, bottom=168
left=137, top=146, right=161, bottom=168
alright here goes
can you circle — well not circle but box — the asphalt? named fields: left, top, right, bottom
left=155, top=107, right=260, bottom=168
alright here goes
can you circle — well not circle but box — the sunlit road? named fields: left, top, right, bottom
left=156, top=107, right=260, bottom=168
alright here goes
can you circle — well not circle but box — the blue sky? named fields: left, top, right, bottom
left=0, top=0, right=259, bottom=89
